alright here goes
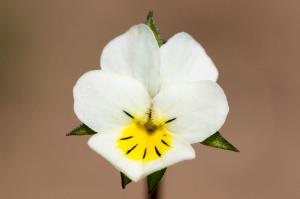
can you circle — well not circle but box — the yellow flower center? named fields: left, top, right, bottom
left=117, top=113, right=173, bottom=162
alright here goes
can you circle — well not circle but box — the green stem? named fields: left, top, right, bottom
left=147, top=183, right=160, bottom=199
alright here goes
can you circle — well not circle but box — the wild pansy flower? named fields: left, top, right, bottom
left=73, top=24, right=229, bottom=182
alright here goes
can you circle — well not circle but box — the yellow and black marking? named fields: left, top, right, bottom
left=117, top=110, right=175, bottom=162
left=123, top=110, right=134, bottom=119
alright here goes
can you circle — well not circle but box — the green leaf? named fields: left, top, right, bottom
left=66, top=124, right=97, bottom=136
left=147, top=168, right=166, bottom=194
left=145, top=11, right=163, bottom=47
left=120, top=172, right=132, bottom=189
left=201, top=132, right=239, bottom=152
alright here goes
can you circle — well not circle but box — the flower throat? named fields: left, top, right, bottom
left=117, top=109, right=175, bottom=162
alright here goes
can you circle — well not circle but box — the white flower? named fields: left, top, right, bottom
left=73, top=24, right=229, bottom=182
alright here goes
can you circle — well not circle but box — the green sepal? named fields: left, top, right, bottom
left=119, top=168, right=166, bottom=191
left=120, top=172, right=132, bottom=189
left=201, top=132, right=239, bottom=152
left=145, top=11, right=163, bottom=47
left=66, top=124, right=97, bottom=136
left=147, top=168, right=166, bottom=194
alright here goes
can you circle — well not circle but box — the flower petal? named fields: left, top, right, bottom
left=142, top=135, right=195, bottom=176
left=73, top=70, right=151, bottom=133
left=153, top=81, right=229, bottom=144
left=88, top=133, right=143, bottom=181
left=88, top=132, right=195, bottom=182
left=160, top=32, right=218, bottom=86
left=101, top=24, right=160, bottom=97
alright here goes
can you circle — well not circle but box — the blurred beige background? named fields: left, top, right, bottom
left=1, top=0, right=299, bottom=198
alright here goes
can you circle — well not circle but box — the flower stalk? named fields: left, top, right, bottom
left=148, top=183, right=160, bottom=199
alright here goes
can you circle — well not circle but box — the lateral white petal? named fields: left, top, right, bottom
left=101, top=24, right=160, bottom=97
left=73, top=70, right=151, bottom=133
left=88, top=132, right=195, bottom=182
left=160, top=32, right=218, bottom=86
left=153, top=81, right=229, bottom=144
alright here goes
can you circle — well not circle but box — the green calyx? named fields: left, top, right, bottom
left=145, top=11, right=163, bottom=47
left=201, top=131, right=239, bottom=152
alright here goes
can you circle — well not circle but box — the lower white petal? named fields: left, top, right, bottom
left=142, top=135, right=195, bottom=175
left=88, top=132, right=195, bottom=182
left=88, top=133, right=144, bottom=182
left=153, top=81, right=229, bottom=144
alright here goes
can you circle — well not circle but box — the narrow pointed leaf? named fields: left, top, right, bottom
left=120, top=172, right=132, bottom=189
left=145, top=11, right=163, bottom=47
left=66, top=124, right=96, bottom=136
left=201, top=132, right=239, bottom=152
left=147, top=168, right=166, bottom=194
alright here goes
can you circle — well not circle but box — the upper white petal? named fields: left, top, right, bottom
left=100, top=24, right=160, bottom=97
left=160, top=32, right=218, bottom=86
left=88, top=132, right=195, bottom=182
left=73, top=70, right=151, bottom=133
left=153, top=81, right=229, bottom=144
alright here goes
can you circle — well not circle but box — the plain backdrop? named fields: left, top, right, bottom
left=1, top=0, right=299, bottom=198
